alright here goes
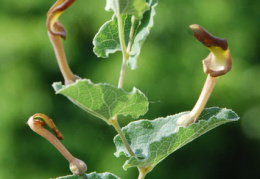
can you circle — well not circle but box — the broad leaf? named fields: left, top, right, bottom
left=105, top=0, right=148, bottom=19
left=93, top=0, right=157, bottom=69
left=53, top=79, right=148, bottom=122
left=114, top=107, right=239, bottom=170
left=55, top=172, right=120, bottom=179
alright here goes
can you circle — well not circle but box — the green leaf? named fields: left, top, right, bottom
left=55, top=172, right=120, bottom=179
left=53, top=79, right=149, bottom=122
left=114, top=107, right=239, bottom=170
left=93, top=15, right=129, bottom=59
left=105, top=0, right=148, bottom=19
left=93, top=0, right=157, bottom=69
left=127, top=0, right=157, bottom=69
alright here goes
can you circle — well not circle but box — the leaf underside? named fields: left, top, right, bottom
left=53, top=79, right=149, bottom=122
left=93, top=0, right=157, bottom=69
left=114, top=107, right=239, bottom=170
left=55, top=172, right=120, bottom=179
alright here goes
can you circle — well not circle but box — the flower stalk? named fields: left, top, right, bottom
left=27, top=113, right=87, bottom=175
left=177, top=24, right=232, bottom=127
left=47, top=0, right=79, bottom=85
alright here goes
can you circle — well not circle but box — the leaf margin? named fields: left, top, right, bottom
left=113, top=107, right=239, bottom=170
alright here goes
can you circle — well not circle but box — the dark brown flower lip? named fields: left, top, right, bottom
left=190, top=24, right=228, bottom=50
left=46, top=0, right=76, bottom=39
left=189, top=24, right=232, bottom=77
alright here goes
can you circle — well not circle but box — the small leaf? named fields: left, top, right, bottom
left=53, top=79, right=149, bottom=122
left=93, top=15, right=129, bottom=58
left=93, top=0, right=157, bottom=69
left=105, top=0, right=148, bottom=19
left=55, top=172, right=120, bottom=179
left=127, top=0, right=157, bottom=69
left=114, top=107, right=239, bottom=170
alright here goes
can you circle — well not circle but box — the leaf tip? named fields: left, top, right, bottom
left=52, top=82, right=63, bottom=92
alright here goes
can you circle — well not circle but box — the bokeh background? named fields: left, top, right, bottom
left=1, top=0, right=260, bottom=178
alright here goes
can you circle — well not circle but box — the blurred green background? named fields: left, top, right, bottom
left=1, top=0, right=260, bottom=178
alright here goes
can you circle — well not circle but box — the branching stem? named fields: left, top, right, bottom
left=117, top=15, right=136, bottom=88
left=126, top=16, right=136, bottom=55
left=117, top=14, right=129, bottom=88
left=117, top=14, right=147, bottom=177
left=113, top=14, right=136, bottom=157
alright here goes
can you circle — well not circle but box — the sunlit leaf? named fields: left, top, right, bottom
left=93, top=0, right=157, bottom=69
left=53, top=79, right=149, bottom=122
left=114, top=107, right=239, bottom=170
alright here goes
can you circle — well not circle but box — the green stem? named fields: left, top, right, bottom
left=138, top=166, right=153, bottom=179
left=114, top=13, right=137, bottom=166
left=117, top=14, right=129, bottom=88
left=126, top=16, right=136, bottom=55
left=117, top=15, right=136, bottom=88
left=110, top=116, right=135, bottom=156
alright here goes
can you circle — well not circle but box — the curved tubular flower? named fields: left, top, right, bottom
left=47, top=0, right=79, bottom=85
left=190, top=24, right=232, bottom=77
left=47, top=0, right=76, bottom=39
left=177, top=24, right=232, bottom=127
left=27, top=113, right=87, bottom=175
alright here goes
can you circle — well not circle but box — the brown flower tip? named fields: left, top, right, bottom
left=189, top=24, right=228, bottom=50
left=190, top=24, right=232, bottom=77
left=46, top=0, right=76, bottom=39
left=29, top=113, right=64, bottom=140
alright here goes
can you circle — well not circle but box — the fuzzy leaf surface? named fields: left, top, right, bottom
left=55, top=172, right=120, bottom=179
left=53, top=79, right=148, bottom=122
left=114, top=107, right=239, bottom=170
left=93, top=0, right=157, bottom=69
left=105, top=0, right=148, bottom=19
